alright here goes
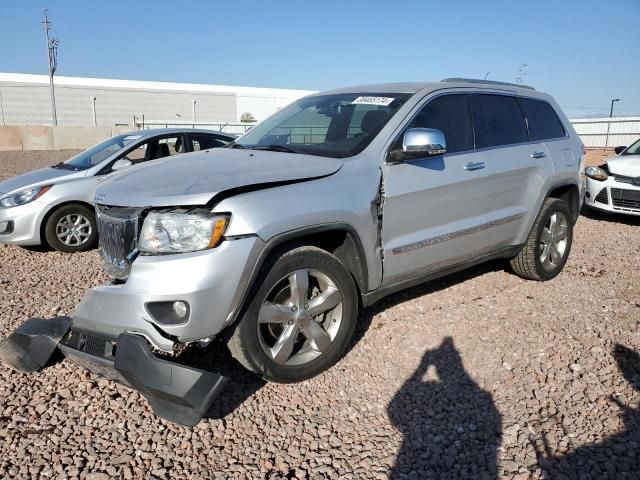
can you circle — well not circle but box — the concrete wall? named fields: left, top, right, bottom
left=570, top=117, right=640, bottom=148
left=0, top=125, right=139, bottom=151
left=0, top=73, right=314, bottom=126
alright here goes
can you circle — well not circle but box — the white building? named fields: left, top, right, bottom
left=0, top=72, right=315, bottom=128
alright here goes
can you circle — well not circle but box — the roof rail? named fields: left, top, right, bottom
left=441, top=78, right=536, bottom=91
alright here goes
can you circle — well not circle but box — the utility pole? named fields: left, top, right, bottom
left=43, top=10, right=59, bottom=126
left=515, top=64, right=528, bottom=85
left=604, top=98, right=621, bottom=150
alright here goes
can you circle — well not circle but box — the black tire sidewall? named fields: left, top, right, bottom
left=235, top=247, right=358, bottom=383
left=44, top=204, right=98, bottom=253
left=532, top=199, right=573, bottom=280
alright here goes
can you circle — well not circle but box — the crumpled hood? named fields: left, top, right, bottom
left=0, top=167, right=81, bottom=195
left=94, top=148, right=343, bottom=207
left=606, top=155, right=640, bottom=177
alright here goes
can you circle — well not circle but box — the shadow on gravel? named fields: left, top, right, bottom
left=388, top=337, right=501, bottom=479
left=179, top=339, right=266, bottom=420
left=581, top=206, right=640, bottom=226
left=538, top=344, right=640, bottom=478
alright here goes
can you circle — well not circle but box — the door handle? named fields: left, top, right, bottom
left=530, top=151, right=546, bottom=159
left=464, top=161, right=485, bottom=171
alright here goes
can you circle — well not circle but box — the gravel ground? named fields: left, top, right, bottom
left=0, top=149, right=639, bottom=479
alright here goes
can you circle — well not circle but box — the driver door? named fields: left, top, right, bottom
left=381, top=93, right=515, bottom=285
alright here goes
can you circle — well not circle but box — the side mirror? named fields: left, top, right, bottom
left=112, top=158, right=133, bottom=171
left=614, top=146, right=627, bottom=155
left=390, top=128, right=447, bottom=162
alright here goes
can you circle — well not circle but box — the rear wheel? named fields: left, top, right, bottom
left=44, top=204, right=98, bottom=253
left=228, top=246, right=358, bottom=383
left=510, top=198, right=573, bottom=281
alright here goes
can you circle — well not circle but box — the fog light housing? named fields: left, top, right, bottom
left=173, top=301, right=188, bottom=318
left=0, top=220, right=14, bottom=234
left=146, top=301, right=191, bottom=325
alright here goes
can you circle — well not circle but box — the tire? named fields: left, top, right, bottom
left=510, top=198, right=573, bottom=281
left=44, top=204, right=98, bottom=253
left=228, top=245, right=359, bottom=383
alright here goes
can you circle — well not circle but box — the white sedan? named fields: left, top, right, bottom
left=584, top=138, right=640, bottom=216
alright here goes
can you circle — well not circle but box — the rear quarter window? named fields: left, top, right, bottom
left=519, top=98, right=566, bottom=141
left=470, top=94, right=528, bottom=149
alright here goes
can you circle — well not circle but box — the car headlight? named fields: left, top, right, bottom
left=585, top=166, right=608, bottom=181
left=139, top=211, right=229, bottom=254
left=0, top=185, right=51, bottom=208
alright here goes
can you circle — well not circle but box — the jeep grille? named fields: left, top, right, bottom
left=96, top=205, right=143, bottom=280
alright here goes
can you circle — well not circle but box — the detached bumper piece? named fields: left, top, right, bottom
left=113, top=334, right=228, bottom=427
left=0, top=317, right=72, bottom=372
left=0, top=317, right=228, bottom=427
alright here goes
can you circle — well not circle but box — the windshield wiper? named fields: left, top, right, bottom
left=52, top=162, right=70, bottom=169
left=226, top=141, right=247, bottom=149
left=251, top=144, right=299, bottom=154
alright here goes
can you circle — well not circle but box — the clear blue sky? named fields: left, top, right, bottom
left=1, top=0, right=638, bottom=117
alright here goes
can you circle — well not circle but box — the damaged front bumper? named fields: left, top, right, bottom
left=0, top=317, right=228, bottom=426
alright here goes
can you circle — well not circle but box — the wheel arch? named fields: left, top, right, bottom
left=546, top=181, right=580, bottom=224
left=231, top=224, right=369, bottom=326
left=39, top=200, right=96, bottom=247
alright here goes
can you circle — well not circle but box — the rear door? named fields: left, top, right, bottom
left=465, top=93, right=552, bottom=243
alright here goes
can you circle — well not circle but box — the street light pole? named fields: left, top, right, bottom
left=604, top=98, right=620, bottom=150
left=91, top=96, right=97, bottom=126
left=42, top=10, right=59, bottom=126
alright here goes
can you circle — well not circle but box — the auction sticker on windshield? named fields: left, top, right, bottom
left=351, top=96, right=395, bottom=106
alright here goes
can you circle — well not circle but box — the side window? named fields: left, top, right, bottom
left=125, top=143, right=147, bottom=163
left=408, top=94, right=474, bottom=154
left=137, top=136, right=183, bottom=162
left=191, top=134, right=231, bottom=151
left=470, top=94, right=528, bottom=148
left=519, top=98, right=566, bottom=140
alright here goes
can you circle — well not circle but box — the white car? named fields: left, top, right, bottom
left=584, top=138, right=640, bottom=216
left=0, top=129, right=234, bottom=252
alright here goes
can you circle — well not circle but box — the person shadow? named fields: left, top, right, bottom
left=388, top=337, right=501, bottom=479
left=539, top=344, right=640, bottom=478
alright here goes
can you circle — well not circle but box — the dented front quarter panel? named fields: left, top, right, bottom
left=217, top=155, right=385, bottom=292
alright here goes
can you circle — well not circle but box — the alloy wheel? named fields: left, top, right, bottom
left=257, top=268, right=343, bottom=366
left=55, top=214, right=93, bottom=247
left=539, top=211, right=569, bottom=269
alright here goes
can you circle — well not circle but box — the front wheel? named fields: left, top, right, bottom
left=228, top=246, right=358, bottom=383
left=44, top=204, right=98, bottom=253
left=510, top=198, right=573, bottom=281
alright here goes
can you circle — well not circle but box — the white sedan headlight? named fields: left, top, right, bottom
left=0, top=185, right=51, bottom=208
left=585, top=166, right=608, bottom=181
left=139, top=211, right=229, bottom=254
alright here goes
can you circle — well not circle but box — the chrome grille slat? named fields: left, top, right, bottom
left=96, top=205, right=142, bottom=280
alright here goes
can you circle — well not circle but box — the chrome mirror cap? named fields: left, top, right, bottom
left=403, top=128, right=447, bottom=156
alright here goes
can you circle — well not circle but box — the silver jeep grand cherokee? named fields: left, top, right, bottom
left=1, top=79, right=584, bottom=425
